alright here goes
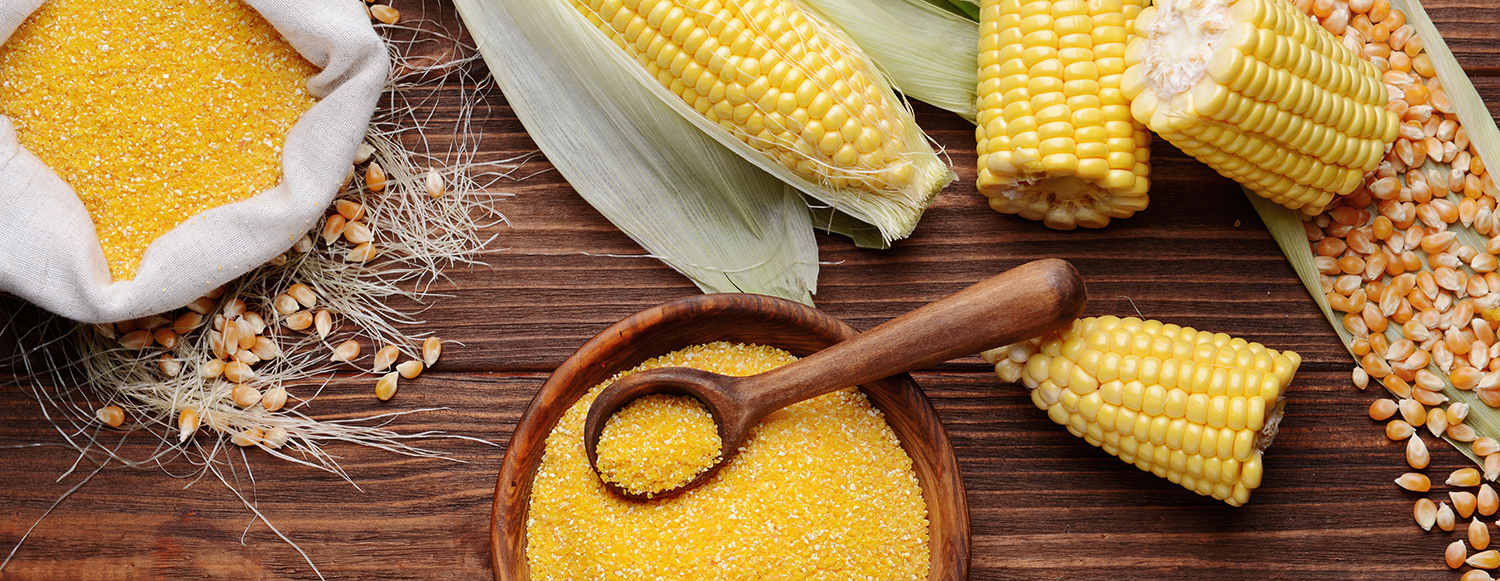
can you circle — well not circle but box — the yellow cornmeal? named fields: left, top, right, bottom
left=0, top=0, right=319, bottom=280
left=528, top=342, right=930, bottom=580
left=595, top=393, right=722, bottom=496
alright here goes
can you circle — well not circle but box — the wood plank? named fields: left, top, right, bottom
left=2, top=0, right=1498, bottom=579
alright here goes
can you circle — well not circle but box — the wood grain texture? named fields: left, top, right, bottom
left=0, top=0, right=1496, bottom=579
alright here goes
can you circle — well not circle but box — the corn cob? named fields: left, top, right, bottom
left=1120, top=0, right=1400, bottom=216
left=568, top=0, right=952, bottom=239
left=976, top=0, right=1152, bottom=230
left=983, top=316, right=1301, bottom=506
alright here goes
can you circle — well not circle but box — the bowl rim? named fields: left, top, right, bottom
left=490, top=292, right=971, bottom=580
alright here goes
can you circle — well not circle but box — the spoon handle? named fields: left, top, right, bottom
left=743, top=258, right=1086, bottom=412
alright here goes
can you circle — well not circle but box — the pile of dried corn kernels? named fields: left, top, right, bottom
left=1294, top=0, right=1500, bottom=576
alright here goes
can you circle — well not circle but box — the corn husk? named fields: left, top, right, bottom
left=800, top=0, right=980, bottom=122
left=1251, top=0, right=1500, bottom=464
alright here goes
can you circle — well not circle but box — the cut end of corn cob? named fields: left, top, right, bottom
left=983, top=315, right=1301, bottom=506
left=976, top=0, right=1153, bottom=230
left=1120, top=0, right=1400, bottom=215
left=570, top=0, right=952, bottom=242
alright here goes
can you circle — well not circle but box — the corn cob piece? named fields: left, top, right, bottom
left=568, top=0, right=952, bottom=240
left=1120, top=0, right=1400, bottom=215
left=983, top=316, right=1301, bottom=506
left=976, top=0, right=1152, bottom=230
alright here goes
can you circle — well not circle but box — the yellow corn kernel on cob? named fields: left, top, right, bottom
left=569, top=0, right=952, bottom=239
left=1120, top=0, right=1400, bottom=215
left=977, top=0, right=1152, bottom=230
left=983, top=316, right=1301, bottom=506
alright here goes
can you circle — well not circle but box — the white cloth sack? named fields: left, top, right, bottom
left=0, top=0, right=389, bottom=324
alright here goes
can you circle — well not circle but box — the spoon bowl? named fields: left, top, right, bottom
left=583, top=258, right=1087, bottom=500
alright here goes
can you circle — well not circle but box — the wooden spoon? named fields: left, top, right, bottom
left=582, top=258, right=1087, bottom=500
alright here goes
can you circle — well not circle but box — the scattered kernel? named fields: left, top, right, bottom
left=375, top=372, right=399, bottom=401
left=422, top=337, right=441, bottom=366
left=370, top=4, right=400, bottom=24
left=262, top=386, right=288, bottom=412
left=1417, top=497, right=1439, bottom=530
left=231, top=384, right=262, bottom=409
left=96, top=405, right=124, bottom=428
left=373, top=345, right=399, bottom=372
left=1453, top=540, right=1470, bottom=569
left=232, top=427, right=264, bottom=447
left=1396, top=472, right=1431, bottom=491
left=1454, top=468, right=1485, bottom=487
left=178, top=409, right=199, bottom=443
left=396, top=360, right=423, bottom=379
left=331, top=340, right=361, bottom=363
left=366, top=162, right=388, bottom=192
left=425, top=169, right=445, bottom=198
left=263, top=426, right=290, bottom=450
left=314, top=309, right=334, bottom=339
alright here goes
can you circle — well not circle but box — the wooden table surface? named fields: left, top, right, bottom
left=3, top=0, right=1500, bottom=579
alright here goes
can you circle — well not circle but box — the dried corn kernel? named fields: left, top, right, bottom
left=423, top=337, right=441, bottom=366
left=1417, top=497, right=1439, bottom=530
left=231, top=384, right=262, bottom=409
left=373, top=345, right=400, bottom=372
left=366, top=162, right=387, bottom=192
left=396, top=360, right=423, bottom=379
left=425, top=170, right=445, bottom=198
left=262, top=386, right=288, bottom=412
left=263, top=426, right=290, bottom=450
left=96, top=405, right=124, bottom=428
left=375, top=372, right=398, bottom=401
left=178, top=409, right=199, bottom=443
left=314, top=309, right=334, bottom=339
left=1396, top=472, right=1431, bottom=491
left=331, top=340, right=361, bottom=363
left=232, top=427, right=264, bottom=447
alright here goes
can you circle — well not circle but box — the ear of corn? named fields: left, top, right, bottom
left=976, top=0, right=1153, bottom=230
left=984, top=316, right=1301, bottom=506
left=1249, top=0, right=1500, bottom=470
left=1122, top=0, right=1400, bottom=216
left=565, top=0, right=955, bottom=246
left=452, top=0, right=820, bottom=303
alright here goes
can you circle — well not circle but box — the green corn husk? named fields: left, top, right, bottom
left=1251, top=0, right=1500, bottom=464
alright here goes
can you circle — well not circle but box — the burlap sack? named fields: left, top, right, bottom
left=0, top=0, right=388, bottom=324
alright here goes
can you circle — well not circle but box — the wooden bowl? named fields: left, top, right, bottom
left=491, top=293, right=970, bottom=580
